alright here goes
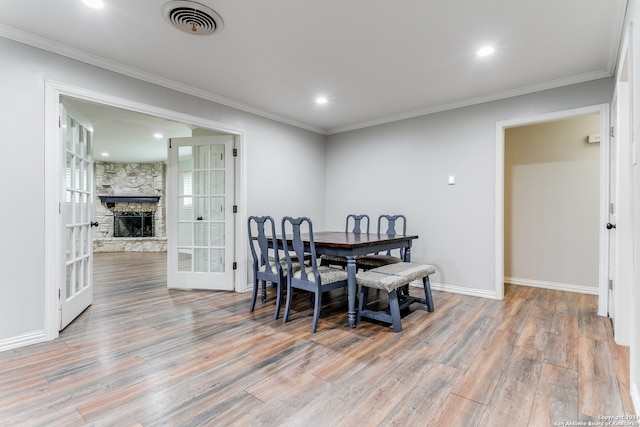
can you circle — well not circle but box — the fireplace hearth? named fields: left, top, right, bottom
left=114, top=212, right=154, bottom=238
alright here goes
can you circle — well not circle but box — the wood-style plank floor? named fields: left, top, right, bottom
left=0, top=252, right=636, bottom=426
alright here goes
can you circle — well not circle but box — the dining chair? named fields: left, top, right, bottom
left=320, top=213, right=370, bottom=268
left=356, top=214, right=407, bottom=270
left=248, top=215, right=295, bottom=320
left=281, top=216, right=349, bottom=333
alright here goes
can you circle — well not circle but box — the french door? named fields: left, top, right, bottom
left=60, top=104, right=95, bottom=329
left=167, top=135, right=235, bottom=290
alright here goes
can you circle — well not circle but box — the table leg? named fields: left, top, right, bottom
left=403, top=244, right=412, bottom=295
left=346, top=255, right=357, bottom=328
left=404, top=244, right=412, bottom=262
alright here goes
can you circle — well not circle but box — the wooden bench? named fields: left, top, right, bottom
left=355, top=262, right=435, bottom=332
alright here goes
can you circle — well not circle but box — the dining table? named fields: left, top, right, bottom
left=281, top=231, right=419, bottom=329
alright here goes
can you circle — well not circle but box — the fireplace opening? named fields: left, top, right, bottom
left=114, top=212, right=154, bottom=237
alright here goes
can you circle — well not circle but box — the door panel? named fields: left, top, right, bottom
left=608, top=112, right=617, bottom=319
left=60, top=105, right=94, bottom=330
left=167, top=135, right=235, bottom=290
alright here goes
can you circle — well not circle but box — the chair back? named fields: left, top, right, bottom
left=281, top=216, right=318, bottom=284
left=346, top=214, right=370, bottom=234
left=248, top=215, right=281, bottom=277
left=377, top=214, right=406, bottom=236
left=377, top=214, right=407, bottom=257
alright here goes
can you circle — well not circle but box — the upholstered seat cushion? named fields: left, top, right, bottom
left=259, top=261, right=301, bottom=275
left=370, top=262, right=436, bottom=281
left=294, top=265, right=349, bottom=284
left=356, top=254, right=403, bottom=267
left=320, top=254, right=347, bottom=263
left=269, top=253, right=312, bottom=263
left=356, top=270, right=410, bottom=293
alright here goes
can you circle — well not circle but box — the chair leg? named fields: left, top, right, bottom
left=311, top=291, right=322, bottom=333
left=387, top=290, right=402, bottom=332
left=250, top=276, right=259, bottom=312
left=274, top=278, right=283, bottom=320
left=261, top=280, right=267, bottom=303
left=283, top=284, right=294, bottom=323
left=308, top=292, right=315, bottom=308
left=423, top=276, right=434, bottom=312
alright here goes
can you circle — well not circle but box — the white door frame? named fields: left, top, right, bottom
left=44, top=80, right=248, bottom=341
left=495, top=103, right=610, bottom=316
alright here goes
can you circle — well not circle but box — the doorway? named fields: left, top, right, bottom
left=495, top=104, right=610, bottom=316
left=504, top=114, right=601, bottom=295
left=44, top=81, right=248, bottom=341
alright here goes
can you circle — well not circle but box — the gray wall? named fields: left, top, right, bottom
left=0, top=37, right=325, bottom=345
left=325, top=79, right=614, bottom=295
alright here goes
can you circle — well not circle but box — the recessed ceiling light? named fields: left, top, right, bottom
left=101, top=152, right=109, bottom=157
left=153, top=133, right=164, bottom=139
left=82, top=0, right=104, bottom=9
left=316, top=97, right=328, bottom=105
left=477, top=46, right=495, bottom=57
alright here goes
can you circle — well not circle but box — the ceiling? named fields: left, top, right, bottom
left=63, top=96, right=194, bottom=163
left=0, top=0, right=629, bottom=160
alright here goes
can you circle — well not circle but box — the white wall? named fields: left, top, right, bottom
left=0, top=37, right=325, bottom=348
left=504, top=115, right=601, bottom=292
left=325, top=79, right=614, bottom=296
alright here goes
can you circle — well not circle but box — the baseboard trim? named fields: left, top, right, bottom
left=410, top=281, right=498, bottom=299
left=0, top=331, right=46, bottom=353
left=505, top=277, right=599, bottom=295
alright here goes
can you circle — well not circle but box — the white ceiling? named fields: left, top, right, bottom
left=0, top=0, right=628, bottom=159
left=62, top=96, right=194, bottom=163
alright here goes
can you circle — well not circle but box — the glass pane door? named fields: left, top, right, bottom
left=60, top=105, right=94, bottom=330
left=167, top=135, right=235, bottom=290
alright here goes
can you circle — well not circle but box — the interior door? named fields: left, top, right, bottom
left=167, top=135, right=235, bottom=290
left=608, top=100, right=617, bottom=319
left=60, top=104, right=95, bottom=329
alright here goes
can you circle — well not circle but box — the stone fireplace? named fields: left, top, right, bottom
left=93, top=162, right=167, bottom=252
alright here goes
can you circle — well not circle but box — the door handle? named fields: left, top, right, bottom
left=606, top=223, right=616, bottom=230
left=90, top=221, right=99, bottom=227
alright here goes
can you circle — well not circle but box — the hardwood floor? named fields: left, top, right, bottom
left=0, top=252, right=636, bottom=426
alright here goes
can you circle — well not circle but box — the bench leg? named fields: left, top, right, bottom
left=423, top=276, right=434, bottom=312
left=357, top=286, right=369, bottom=323
left=387, top=290, right=402, bottom=332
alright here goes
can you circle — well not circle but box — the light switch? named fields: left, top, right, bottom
left=448, top=174, right=456, bottom=185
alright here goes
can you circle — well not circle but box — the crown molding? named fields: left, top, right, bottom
left=0, top=25, right=327, bottom=135
left=0, top=24, right=617, bottom=137
left=326, top=70, right=613, bottom=135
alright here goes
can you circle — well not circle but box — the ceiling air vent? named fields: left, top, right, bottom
left=162, top=1, right=223, bottom=36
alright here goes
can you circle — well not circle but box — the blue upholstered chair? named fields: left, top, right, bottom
left=248, top=215, right=294, bottom=320
left=356, top=214, right=407, bottom=270
left=320, top=213, right=370, bottom=268
left=281, top=216, right=349, bottom=333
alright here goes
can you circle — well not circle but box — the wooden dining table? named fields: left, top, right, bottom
left=281, top=231, right=419, bottom=328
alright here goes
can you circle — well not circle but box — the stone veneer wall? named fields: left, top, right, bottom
left=93, top=161, right=167, bottom=252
